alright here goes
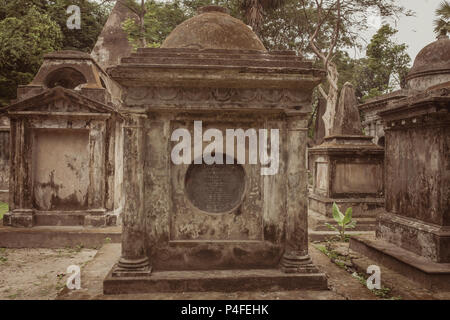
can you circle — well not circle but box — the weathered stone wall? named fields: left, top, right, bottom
left=113, top=121, right=124, bottom=220
left=308, top=152, right=384, bottom=217
left=0, top=130, right=10, bottom=192
left=2, top=86, right=123, bottom=227
left=32, top=129, right=89, bottom=210
left=408, top=74, right=450, bottom=91
left=143, top=112, right=288, bottom=270
left=385, top=125, right=448, bottom=226
left=0, top=116, right=10, bottom=202
left=375, top=86, right=450, bottom=263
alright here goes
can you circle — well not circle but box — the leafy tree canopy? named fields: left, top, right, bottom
left=353, top=24, right=411, bottom=101
left=434, top=0, right=450, bottom=35
left=0, top=0, right=110, bottom=105
left=0, top=6, right=62, bottom=105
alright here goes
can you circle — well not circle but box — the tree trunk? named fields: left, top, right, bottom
left=139, top=0, right=146, bottom=47
left=322, top=63, right=339, bottom=137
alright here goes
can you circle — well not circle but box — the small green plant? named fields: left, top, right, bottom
left=104, top=237, right=112, bottom=244
left=0, top=247, right=7, bottom=263
left=325, top=202, right=356, bottom=242
left=0, top=201, right=8, bottom=220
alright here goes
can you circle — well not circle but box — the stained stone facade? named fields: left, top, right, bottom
left=1, top=51, right=124, bottom=227
left=358, top=89, right=411, bottom=146
left=0, top=116, right=10, bottom=202
left=308, top=83, right=384, bottom=235
left=350, top=33, right=450, bottom=290
left=102, top=6, right=328, bottom=293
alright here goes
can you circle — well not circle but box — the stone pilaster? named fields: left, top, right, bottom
left=113, top=114, right=151, bottom=277
left=6, top=118, right=35, bottom=227
left=280, top=111, right=318, bottom=273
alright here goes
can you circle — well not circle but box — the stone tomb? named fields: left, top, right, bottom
left=308, top=83, right=384, bottom=237
left=103, top=6, right=327, bottom=293
left=351, top=34, right=450, bottom=290
left=1, top=51, right=124, bottom=228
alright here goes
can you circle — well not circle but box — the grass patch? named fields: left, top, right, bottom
left=314, top=241, right=401, bottom=300
left=351, top=272, right=402, bottom=300
left=0, top=247, right=7, bottom=264
left=0, top=201, right=9, bottom=220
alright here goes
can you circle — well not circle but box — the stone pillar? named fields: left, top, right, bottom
left=113, top=115, right=151, bottom=276
left=6, top=118, right=35, bottom=227
left=280, top=111, right=318, bottom=273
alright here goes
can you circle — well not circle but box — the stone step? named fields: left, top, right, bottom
left=310, top=218, right=376, bottom=232
left=0, top=225, right=121, bottom=249
left=34, top=213, right=85, bottom=226
left=103, top=268, right=328, bottom=294
left=350, top=235, right=450, bottom=291
left=309, top=230, right=375, bottom=242
left=308, top=209, right=377, bottom=232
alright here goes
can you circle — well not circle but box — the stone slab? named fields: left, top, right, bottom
left=350, top=235, right=450, bottom=291
left=0, top=190, right=8, bottom=203
left=308, top=209, right=376, bottom=232
left=308, top=194, right=383, bottom=218
left=0, top=225, right=121, bottom=249
left=309, top=231, right=375, bottom=242
left=103, top=269, right=328, bottom=294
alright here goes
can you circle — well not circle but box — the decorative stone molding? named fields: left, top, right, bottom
left=124, top=87, right=310, bottom=108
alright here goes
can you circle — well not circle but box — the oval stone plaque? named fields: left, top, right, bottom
left=185, top=162, right=245, bottom=214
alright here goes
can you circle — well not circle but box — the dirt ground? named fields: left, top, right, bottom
left=1, top=241, right=449, bottom=300
left=0, top=246, right=96, bottom=300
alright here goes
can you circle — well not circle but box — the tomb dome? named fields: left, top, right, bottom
left=161, top=6, right=267, bottom=51
left=407, top=33, right=450, bottom=90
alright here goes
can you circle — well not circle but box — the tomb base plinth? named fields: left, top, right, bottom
left=103, top=268, right=327, bottom=294
left=308, top=195, right=382, bottom=240
left=5, top=209, right=35, bottom=228
left=308, top=135, right=384, bottom=237
left=111, top=257, right=153, bottom=278
left=350, top=234, right=450, bottom=291
left=279, top=253, right=319, bottom=274
left=3, top=210, right=117, bottom=228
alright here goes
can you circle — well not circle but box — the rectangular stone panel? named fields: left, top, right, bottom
left=315, top=162, right=328, bottom=192
left=332, top=163, right=382, bottom=194
left=385, top=127, right=446, bottom=225
left=32, top=129, right=90, bottom=211
left=169, top=121, right=265, bottom=241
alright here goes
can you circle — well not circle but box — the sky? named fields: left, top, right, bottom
left=356, top=0, right=442, bottom=64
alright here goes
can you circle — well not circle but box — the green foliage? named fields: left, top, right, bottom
left=434, top=1, right=450, bottom=35
left=332, top=25, right=411, bottom=102
left=46, top=0, right=112, bottom=52
left=121, top=0, right=245, bottom=49
left=0, top=0, right=111, bottom=52
left=123, top=0, right=189, bottom=49
left=258, top=0, right=361, bottom=56
left=0, top=202, right=8, bottom=220
left=0, top=6, right=63, bottom=106
left=325, top=202, right=356, bottom=242
left=0, top=247, right=7, bottom=263
left=355, top=25, right=411, bottom=100
left=351, top=272, right=402, bottom=300
left=0, top=0, right=110, bottom=106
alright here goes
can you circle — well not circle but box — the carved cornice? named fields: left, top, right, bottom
left=124, top=87, right=311, bottom=110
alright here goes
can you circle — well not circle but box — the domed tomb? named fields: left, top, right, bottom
left=407, top=32, right=450, bottom=90
left=161, top=5, right=267, bottom=51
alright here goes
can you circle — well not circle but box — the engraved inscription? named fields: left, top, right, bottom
left=185, top=162, right=245, bottom=213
